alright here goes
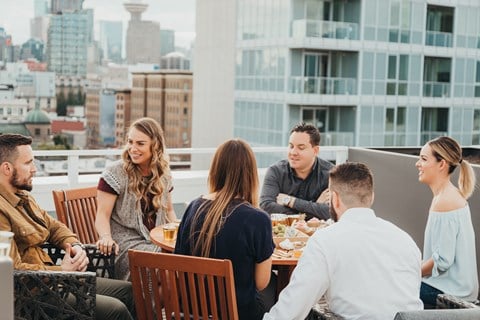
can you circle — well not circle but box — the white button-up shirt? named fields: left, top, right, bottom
left=264, top=208, right=423, bottom=320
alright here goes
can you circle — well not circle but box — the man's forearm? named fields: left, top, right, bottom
left=292, top=198, right=330, bottom=220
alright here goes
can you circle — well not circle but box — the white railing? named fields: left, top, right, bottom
left=32, top=147, right=348, bottom=212
left=292, top=19, right=359, bottom=40
left=423, top=81, right=450, bottom=97
left=289, top=76, right=357, bottom=95
left=425, top=30, right=453, bottom=47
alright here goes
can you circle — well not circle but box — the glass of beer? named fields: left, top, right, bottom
left=162, top=223, right=178, bottom=241
left=271, top=213, right=288, bottom=227
left=0, top=231, right=14, bottom=256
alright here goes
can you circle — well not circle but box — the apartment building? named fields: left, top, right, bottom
left=131, top=71, right=193, bottom=151
left=193, top=0, right=480, bottom=152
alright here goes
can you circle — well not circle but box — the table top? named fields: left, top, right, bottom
left=149, top=225, right=303, bottom=266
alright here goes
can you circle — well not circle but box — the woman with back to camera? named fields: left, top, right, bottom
left=416, top=136, right=478, bottom=307
left=174, top=139, right=275, bottom=320
left=95, top=117, right=177, bottom=280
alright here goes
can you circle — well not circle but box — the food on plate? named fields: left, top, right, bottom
left=273, top=224, right=286, bottom=237
left=279, top=238, right=295, bottom=250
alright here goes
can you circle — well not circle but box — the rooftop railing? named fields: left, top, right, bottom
left=32, top=146, right=348, bottom=212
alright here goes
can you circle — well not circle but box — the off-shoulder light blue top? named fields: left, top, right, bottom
left=423, top=205, right=479, bottom=301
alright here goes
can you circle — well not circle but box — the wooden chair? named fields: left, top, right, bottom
left=128, top=249, right=239, bottom=320
left=52, top=186, right=98, bottom=244
left=52, top=186, right=115, bottom=278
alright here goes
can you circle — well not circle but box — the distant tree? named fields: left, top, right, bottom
left=76, top=88, right=85, bottom=105
left=67, top=88, right=75, bottom=106
left=53, top=134, right=71, bottom=150
left=56, top=90, right=67, bottom=116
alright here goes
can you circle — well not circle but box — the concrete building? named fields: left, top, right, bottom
left=20, top=39, right=45, bottom=62
left=84, top=76, right=101, bottom=148
left=30, top=16, right=50, bottom=45
left=124, top=0, right=161, bottom=65
left=114, top=89, right=131, bottom=147
left=0, top=63, right=56, bottom=112
left=193, top=0, right=480, bottom=154
left=99, top=89, right=116, bottom=146
left=0, top=84, right=28, bottom=121
left=99, top=21, right=123, bottom=64
left=161, top=52, right=190, bottom=70
left=131, top=71, right=193, bottom=151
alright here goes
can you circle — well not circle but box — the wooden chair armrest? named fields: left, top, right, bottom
left=14, top=270, right=96, bottom=320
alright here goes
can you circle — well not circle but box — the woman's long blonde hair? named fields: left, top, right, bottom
left=428, top=136, right=476, bottom=199
left=190, top=139, right=259, bottom=257
left=122, top=117, right=170, bottom=211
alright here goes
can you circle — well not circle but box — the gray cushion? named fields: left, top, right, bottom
left=394, top=308, right=480, bottom=320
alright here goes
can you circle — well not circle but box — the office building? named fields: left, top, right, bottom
left=193, top=0, right=480, bottom=151
left=46, top=3, right=93, bottom=77
left=99, top=21, right=123, bottom=64
left=131, top=71, right=193, bottom=151
left=160, top=29, right=175, bottom=56
left=20, top=38, right=45, bottom=62
left=114, top=89, right=131, bottom=148
left=50, top=0, right=83, bottom=13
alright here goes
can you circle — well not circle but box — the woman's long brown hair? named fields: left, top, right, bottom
left=190, top=139, right=259, bottom=257
left=122, top=117, right=170, bottom=211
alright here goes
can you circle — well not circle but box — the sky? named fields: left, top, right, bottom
left=0, top=0, right=196, bottom=48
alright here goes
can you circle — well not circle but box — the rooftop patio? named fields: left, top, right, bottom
left=30, top=146, right=480, bottom=300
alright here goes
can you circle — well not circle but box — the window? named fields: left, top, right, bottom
left=35, top=128, right=41, bottom=136
left=421, top=107, right=448, bottom=144
left=384, top=107, right=406, bottom=146
left=387, top=55, right=408, bottom=95
left=389, top=0, right=412, bottom=43
left=476, top=61, right=480, bottom=97
left=473, top=109, right=480, bottom=144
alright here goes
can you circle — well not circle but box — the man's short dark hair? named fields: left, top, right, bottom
left=329, top=162, right=374, bottom=207
left=290, top=122, right=320, bottom=146
left=0, top=134, right=33, bottom=163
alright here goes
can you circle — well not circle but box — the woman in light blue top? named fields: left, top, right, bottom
left=416, top=136, right=478, bottom=307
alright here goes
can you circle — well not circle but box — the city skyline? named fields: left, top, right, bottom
left=0, top=0, right=196, bottom=48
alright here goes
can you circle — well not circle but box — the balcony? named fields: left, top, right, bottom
left=29, top=146, right=480, bottom=295
left=423, top=81, right=450, bottom=97
left=289, top=76, right=357, bottom=95
left=292, top=19, right=359, bottom=40
left=425, top=30, right=453, bottom=47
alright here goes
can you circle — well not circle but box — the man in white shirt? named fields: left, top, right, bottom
left=264, top=162, right=423, bottom=320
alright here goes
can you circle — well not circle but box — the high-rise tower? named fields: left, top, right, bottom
left=124, top=0, right=161, bottom=65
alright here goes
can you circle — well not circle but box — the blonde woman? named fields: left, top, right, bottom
left=95, top=117, right=176, bottom=280
left=416, top=136, right=478, bottom=306
left=175, top=139, right=275, bottom=320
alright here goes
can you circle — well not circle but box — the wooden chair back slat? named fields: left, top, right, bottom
left=128, top=250, right=239, bottom=320
left=52, top=186, right=98, bottom=244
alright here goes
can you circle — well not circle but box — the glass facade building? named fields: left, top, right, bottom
left=46, top=9, right=93, bottom=76
left=233, top=0, right=480, bottom=147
